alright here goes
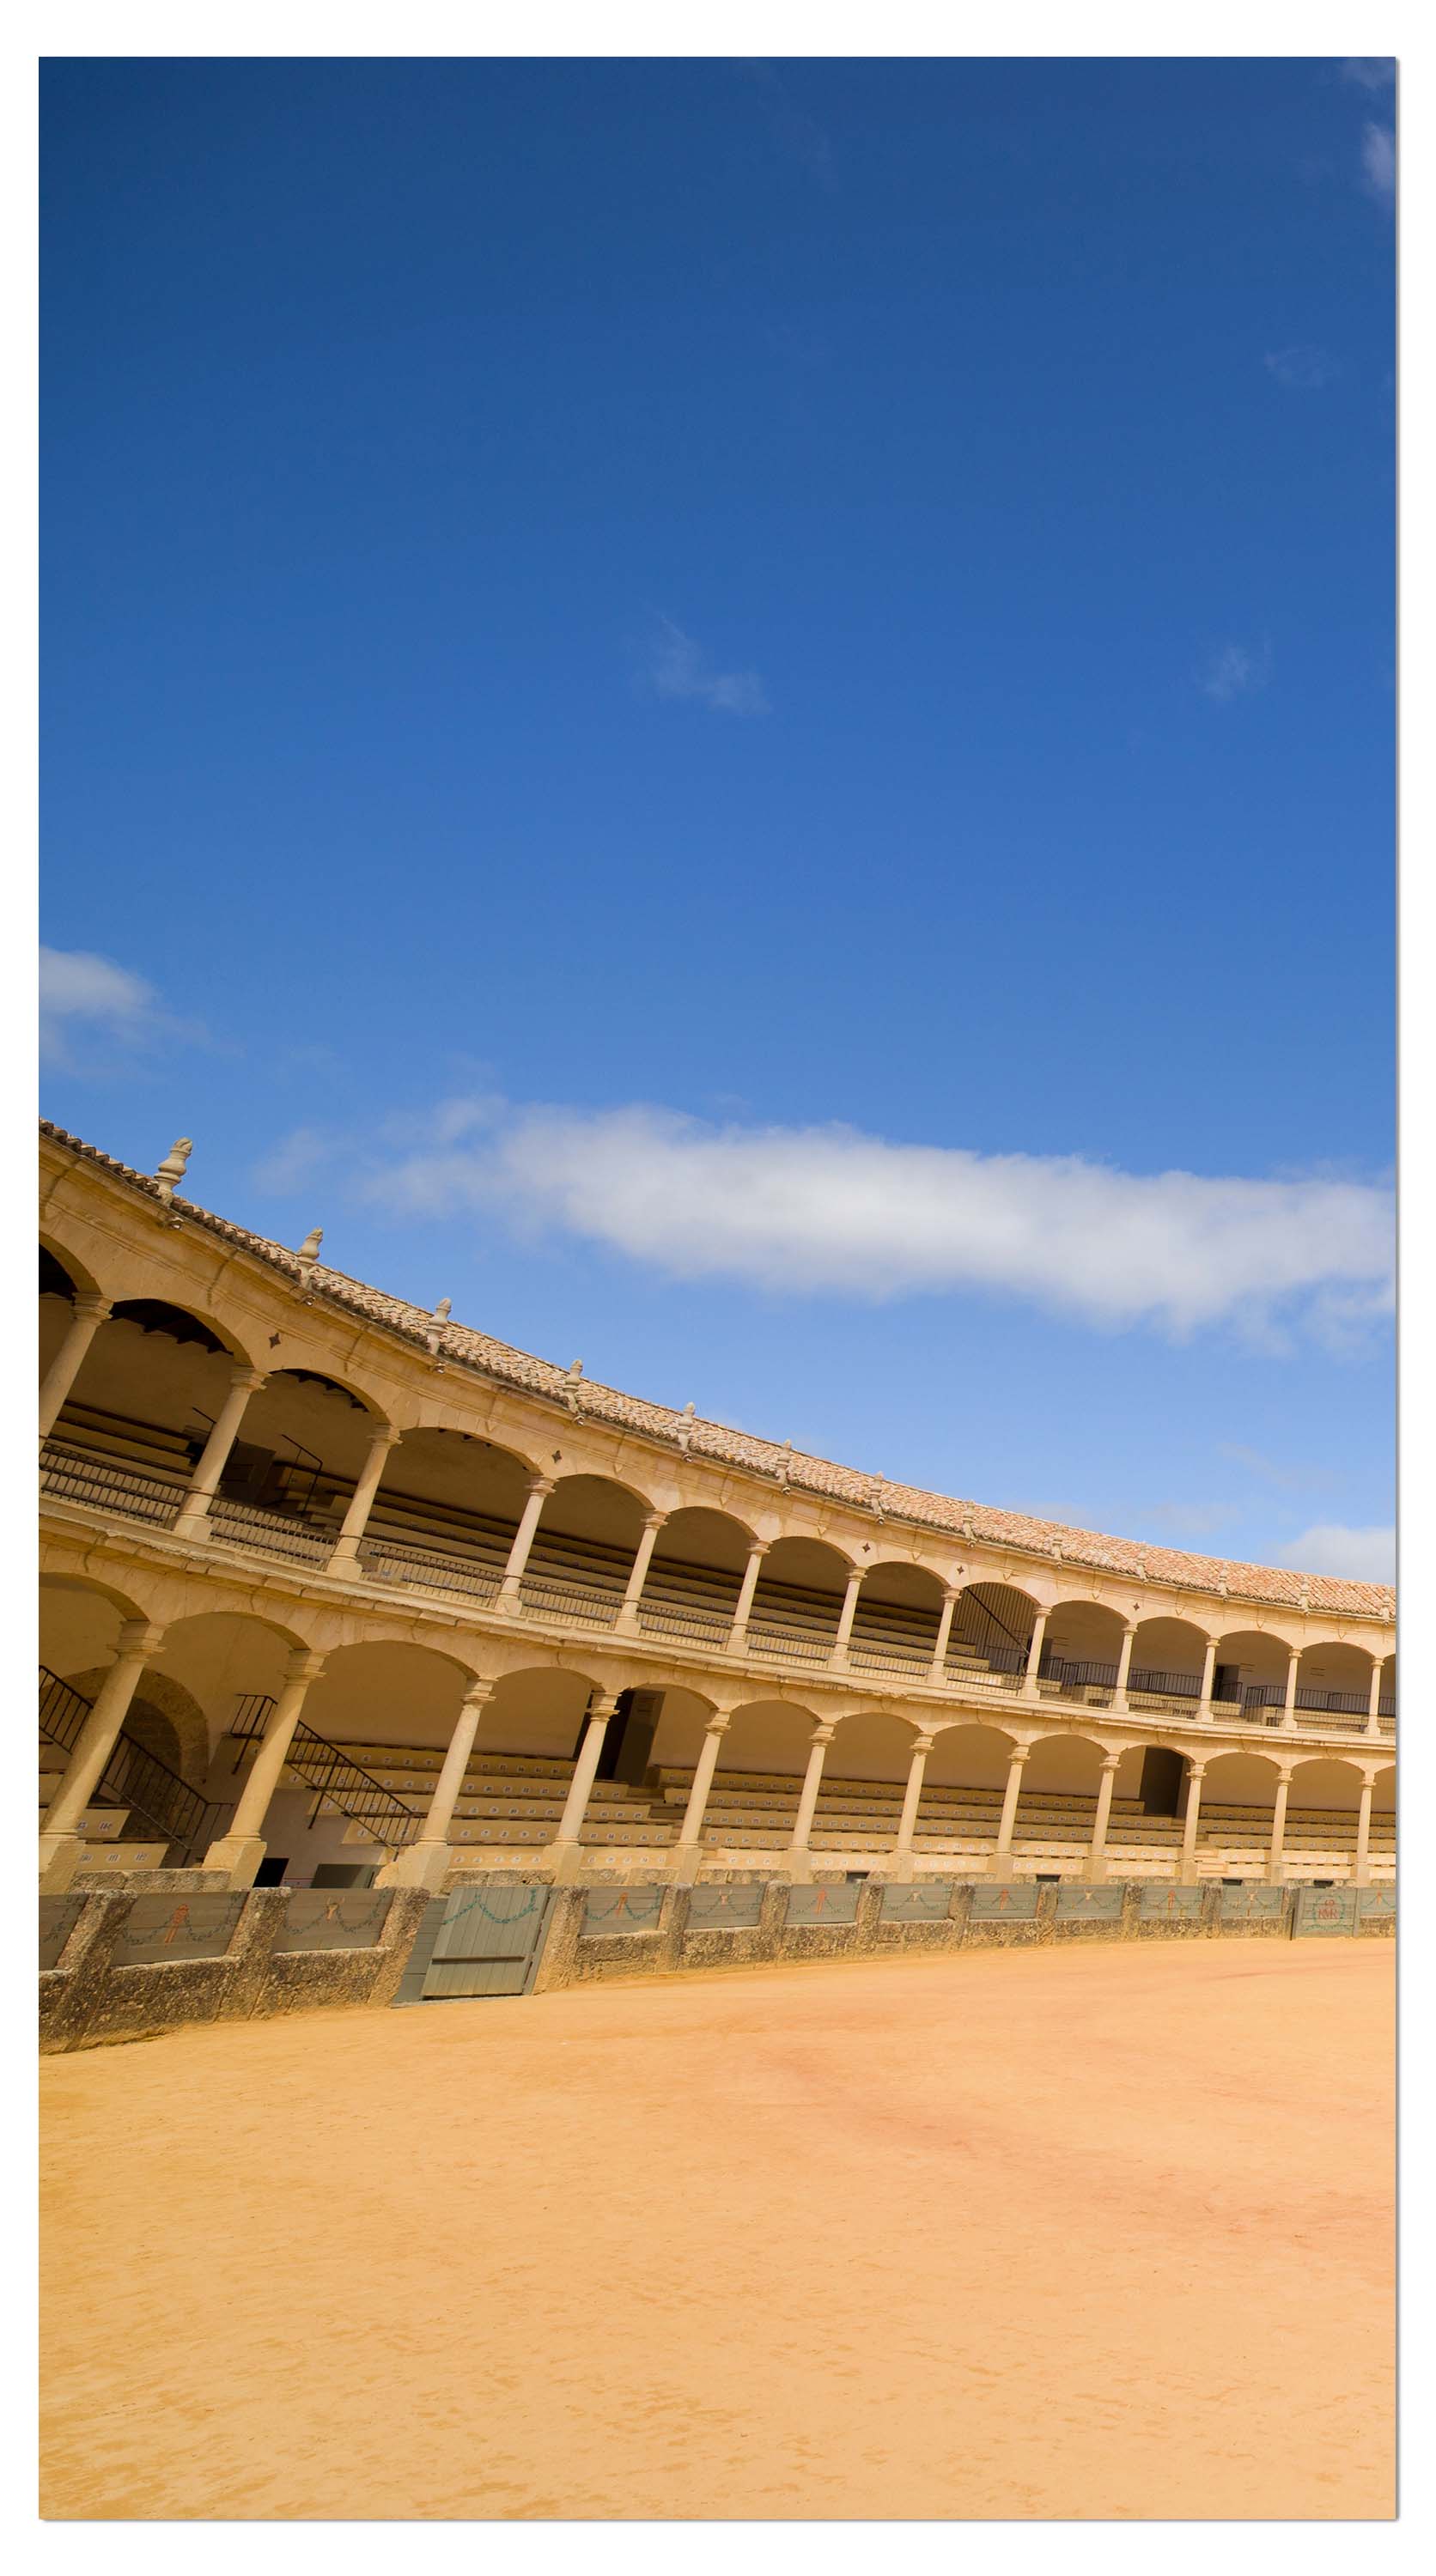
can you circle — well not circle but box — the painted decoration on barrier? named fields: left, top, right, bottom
left=40, top=1896, right=85, bottom=1971
left=1293, top=1886, right=1358, bottom=1937
left=276, top=1892, right=393, bottom=1953
left=880, top=1880, right=955, bottom=1921
left=1056, top=1883, right=1123, bottom=1919
left=685, top=1884, right=763, bottom=1929
left=970, top=1882, right=1040, bottom=1920
left=1139, top=1882, right=1204, bottom=1919
left=582, top=1885, right=666, bottom=1935
left=787, top=1881, right=861, bottom=1925
left=1357, top=1885, right=1396, bottom=1919
left=1219, top=1884, right=1285, bottom=1923
left=113, top=1893, right=246, bottom=1966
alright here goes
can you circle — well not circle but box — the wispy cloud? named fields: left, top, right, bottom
left=1342, top=59, right=1396, bottom=94
left=1263, top=344, right=1336, bottom=391
left=356, top=1096, right=1394, bottom=1349
left=1278, top=1522, right=1395, bottom=1583
left=1360, top=121, right=1396, bottom=206
left=1218, top=1443, right=1336, bottom=1497
left=1198, top=639, right=1272, bottom=703
left=1145, top=1502, right=1240, bottom=1539
left=40, top=945, right=199, bottom=1070
left=648, top=617, right=770, bottom=717
left=252, top=1126, right=333, bottom=1196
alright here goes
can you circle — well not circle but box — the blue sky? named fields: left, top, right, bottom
left=39, top=56, right=1396, bottom=1577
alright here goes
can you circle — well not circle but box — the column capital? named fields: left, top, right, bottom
left=283, top=1647, right=326, bottom=1687
left=116, top=1618, right=165, bottom=1659
left=809, top=1721, right=837, bottom=1747
left=71, top=1290, right=111, bottom=1321
left=1186, top=1759, right=1208, bottom=1780
left=368, top=1421, right=405, bottom=1450
left=640, top=1508, right=668, bottom=1532
left=230, top=1363, right=267, bottom=1393
left=746, top=1538, right=770, bottom=1558
left=1007, top=1741, right=1031, bottom=1765
left=704, top=1712, right=733, bottom=1736
left=1100, top=1751, right=1124, bottom=1772
left=526, top=1473, right=557, bottom=1498
left=461, top=1675, right=497, bottom=1708
left=587, top=1691, right=623, bottom=1722
left=910, top=1732, right=938, bottom=1758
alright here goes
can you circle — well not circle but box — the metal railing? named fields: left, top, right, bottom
left=518, top=1573, right=621, bottom=1627
left=40, top=1443, right=185, bottom=1526
left=848, top=1637, right=932, bottom=1674
left=745, top=1624, right=834, bottom=1663
left=39, top=1666, right=226, bottom=1861
left=359, top=1534, right=502, bottom=1604
left=637, top=1599, right=734, bottom=1644
left=230, top=1697, right=420, bottom=1847
left=206, top=1496, right=332, bottom=1563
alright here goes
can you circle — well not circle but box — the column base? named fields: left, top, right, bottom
left=171, top=1510, right=216, bottom=1544
left=201, top=1833, right=268, bottom=1889
left=545, top=1840, right=588, bottom=1885
left=1084, top=1853, right=1110, bottom=1885
left=374, top=1840, right=452, bottom=1892
left=782, top=1848, right=814, bottom=1885
left=670, top=1843, right=707, bottom=1885
left=325, top=1540, right=362, bottom=1577
left=1265, top=1859, right=1288, bottom=1886
left=39, top=1832, right=84, bottom=1893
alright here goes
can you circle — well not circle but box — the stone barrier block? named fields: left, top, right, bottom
left=1292, top=1886, right=1359, bottom=1938
left=1356, top=1885, right=1396, bottom=1935
left=581, top=1884, right=667, bottom=1935
left=1218, top=1885, right=1291, bottom=1935
left=275, top=1891, right=395, bottom=1953
left=786, top=1883, right=860, bottom=1927
left=685, top=1884, right=764, bottom=1930
left=1054, top=1883, right=1124, bottom=1936
left=880, top=1880, right=955, bottom=1922
left=111, top=1893, right=247, bottom=1967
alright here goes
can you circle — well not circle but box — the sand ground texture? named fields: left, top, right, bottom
left=41, top=1941, right=1393, bottom=2523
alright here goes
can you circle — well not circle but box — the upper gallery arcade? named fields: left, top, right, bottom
left=38, top=1123, right=1396, bottom=1896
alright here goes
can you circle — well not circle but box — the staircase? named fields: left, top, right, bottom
left=38, top=1667, right=227, bottom=1865
left=229, top=1698, right=424, bottom=1852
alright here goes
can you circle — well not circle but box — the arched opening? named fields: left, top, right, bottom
left=1040, top=1600, right=1129, bottom=1705
left=1011, top=1734, right=1108, bottom=1866
left=38, top=1577, right=216, bottom=1872
left=39, top=1243, right=86, bottom=1382
left=41, top=1297, right=247, bottom=1525
left=914, top=1721, right=1019, bottom=1853
left=238, top=1640, right=480, bottom=1886
left=522, top=1474, right=651, bottom=1626
left=1280, top=1756, right=1366, bottom=1877
left=638, top=1508, right=752, bottom=1646
left=951, top=1582, right=1039, bottom=1690
left=849, top=1561, right=946, bottom=1675
left=1378, top=1658, right=1396, bottom=1732
left=204, top=1368, right=383, bottom=1562
left=686, top=1699, right=822, bottom=1856
left=356, top=1426, right=533, bottom=1604
left=1210, top=1628, right=1295, bottom=1726
left=747, top=1536, right=851, bottom=1665
left=1293, top=1640, right=1378, bottom=1728
left=1126, top=1617, right=1212, bottom=1716
left=1193, top=1750, right=1282, bottom=1876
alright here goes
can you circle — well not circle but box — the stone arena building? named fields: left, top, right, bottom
left=39, top=1121, right=1396, bottom=1907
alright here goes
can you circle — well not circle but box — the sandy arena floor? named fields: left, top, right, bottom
left=40, top=1939, right=1393, bottom=2523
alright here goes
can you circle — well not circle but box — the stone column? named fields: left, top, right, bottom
left=1197, top=1637, right=1219, bottom=1722
left=928, top=1587, right=959, bottom=1686
left=497, top=1475, right=555, bottom=1606
left=787, top=1721, right=837, bottom=1872
left=992, top=1742, right=1031, bottom=1877
left=1021, top=1608, right=1050, bottom=1701
left=831, top=1569, right=864, bottom=1667
left=1179, top=1759, right=1207, bottom=1881
left=1110, top=1623, right=1138, bottom=1711
left=39, top=1619, right=165, bottom=1890
left=1266, top=1766, right=1294, bottom=1884
left=38, top=1292, right=110, bottom=1443
left=1366, top=1662, right=1384, bottom=1738
left=1281, top=1648, right=1301, bottom=1730
left=891, top=1732, right=937, bottom=1874
left=549, top=1692, right=621, bottom=1878
left=672, top=1713, right=732, bottom=1878
left=727, top=1540, right=769, bottom=1649
left=377, top=1678, right=496, bottom=1890
left=1353, top=1776, right=1375, bottom=1887
left=615, top=1512, right=666, bottom=1634
left=204, top=1649, right=327, bottom=1887
left=172, top=1365, right=266, bottom=1540
left=326, top=1424, right=404, bottom=1573
left=1085, top=1753, right=1124, bottom=1882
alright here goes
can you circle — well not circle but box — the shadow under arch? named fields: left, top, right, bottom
left=641, top=1505, right=756, bottom=1642
left=828, top=1702, right=927, bottom=1784
left=40, top=1236, right=102, bottom=1303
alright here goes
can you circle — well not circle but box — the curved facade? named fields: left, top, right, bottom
left=39, top=1122, right=1396, bottom=1897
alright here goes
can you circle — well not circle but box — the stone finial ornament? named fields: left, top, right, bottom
left=154, top=1138, right=193, bottom=1205
left=778, top=1439, right=793, bottom=1488
left=295, top=1226, right=323, bottom=1290
left=677, top=1400, right=697, bottom=1452
left=563, top=1359, right=584, bottom=1413
left=424, top=1296, right=453, bottom=1359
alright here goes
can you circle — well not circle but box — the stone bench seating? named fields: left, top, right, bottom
left=69, top=1839, right=168, bottom=1872
left=50, top=1401, right=195, bottom=1484
left=39, top=1801, right=133, bottom=1840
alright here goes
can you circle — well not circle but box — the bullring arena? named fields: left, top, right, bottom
left=38, top=1121, right=1396, bottom=2520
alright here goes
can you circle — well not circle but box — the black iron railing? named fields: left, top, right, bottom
left=38, top=1666, right=226, bottom=1861
left=230, top=1697, right=420, bottom=1847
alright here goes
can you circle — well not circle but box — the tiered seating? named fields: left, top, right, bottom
left=326, top=1741, right=676, bottom=1848
left=46, top=1399, right=196, bottom=1485
left=1195, top=1801, right=1396, bottom=1880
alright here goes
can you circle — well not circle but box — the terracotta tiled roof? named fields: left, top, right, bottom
left=40, top=1121, right=1395, bottom=1619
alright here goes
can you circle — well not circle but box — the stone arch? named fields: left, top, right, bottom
left=747, top=1535, right=853, bottom=1659
left=1210, top=1627, right=1295, bottom=1722
left=40, top=1571, right=156, bottom=1685
left=952, top=1580, right=1042, bottom=1674
left=52, top=1298, right=259, bottom=1479
left=39, top=1231, right=104, bottom=1304
left=1127, top=1614, right=1213, bottom=1710
left=221, top=1367, right=392, bottom=1529
left=1294, top=1637, right=1378, bottom=1719
left=849, top=1559, right=946, bottom=1672
left=481, top=1662, right=609, bottom=1765
left=923, top=1718, right=1021, bottom=1792
left=300, top=1637, right=483, bottom=1760
left=640, top=1506, right=755, bottom=1643
left=828, top=1704, right=926, bottom=1785
left=60, top=1668, right=211, bottom=1789
left=1021, top=1730, right=1110, bottom=1795
left=355, top=1423, right=533, bottom=1577
left=713, top=1697, right=823, bottom=1780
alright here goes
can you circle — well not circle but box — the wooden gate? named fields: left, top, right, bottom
left=395, top=1883, right=557, bottom=2002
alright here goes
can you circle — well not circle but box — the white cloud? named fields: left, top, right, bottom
left=1342, top=60, right=1396, bottom=94
left=1199, top=639, right=1272, bottom=703
left=360, top=1097, right=1394, bottom=1346
left=252, top=1126, right=332, bottom=1196
left=1360, top=121, right=1396, bottom=205
left=1263, top=345, right=1336, bottom=391
left=648, top=617, right=770, bottom=717
left=1279, top=1523, right=1395, bottom=1583
left=40, top=946, right=162, bottom=1066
